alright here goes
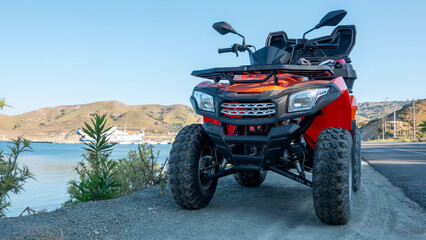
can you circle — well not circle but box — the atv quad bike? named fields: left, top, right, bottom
left=168, top=10, right=361, bottom=225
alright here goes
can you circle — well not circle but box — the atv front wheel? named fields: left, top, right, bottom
left=234, top=170, right=267, bottom=187
left=352, top=124, right=361, bottom=192
left=312, top=127, right=353, bottom=225
left=168, top=124, right=218, bottom=209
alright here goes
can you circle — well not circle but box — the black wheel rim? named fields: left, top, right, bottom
left=198, top=146, right=216, bottom=190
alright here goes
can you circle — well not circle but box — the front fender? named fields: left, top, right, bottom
left=303, top=77, right=356, bottom=149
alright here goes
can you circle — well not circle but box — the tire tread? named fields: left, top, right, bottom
left=234, top=170, right=267, bottom=187
left=313, top=127, right=353, bottom=225
left=169, top=124, right=217, bottom=209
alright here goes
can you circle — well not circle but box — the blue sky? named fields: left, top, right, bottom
left=1, top=0, right=425, bottom=115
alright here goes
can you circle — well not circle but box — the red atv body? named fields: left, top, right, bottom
left=169, top=10, right=361, bottom=225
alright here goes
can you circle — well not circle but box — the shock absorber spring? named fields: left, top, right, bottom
left=289, top=140, right=305, bottom=178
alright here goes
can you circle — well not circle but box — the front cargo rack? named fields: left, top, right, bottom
left=191, top=64, right=334, bottom=84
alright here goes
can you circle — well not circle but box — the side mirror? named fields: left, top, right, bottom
left=213, top=21, right=237, bottom=35
left=315, top=10, right=347, bottom=29
left=213, top=21, right=246, bottom=45
left=303, top=9, right=347, bottom=39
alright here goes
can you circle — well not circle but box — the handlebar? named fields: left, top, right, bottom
left=218, top=44, right=254, bottom=56
left=289, top=42, right=339, bottom=49
left=218, top=47, right=234, bottom=54
left=316, top=43, right=338, bottom=49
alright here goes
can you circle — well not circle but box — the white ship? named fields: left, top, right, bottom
left=77, top=125, right=145, bottom=144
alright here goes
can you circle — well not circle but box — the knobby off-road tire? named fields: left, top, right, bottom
left=313, top=127, right=354, bottom=225
left=168, top=124, right=217, bottom=209
left=234, top=170, right=267, bottom=187
left=352, top=125, right=361, bottom=192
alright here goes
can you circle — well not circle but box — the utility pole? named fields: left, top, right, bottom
left=384, top=97, right=389, bottom=133
left=413, top=99, right=416, bottom=141
left=393, top=107, right=396, bottom=138
left=382, top=110, right=385, bottom=141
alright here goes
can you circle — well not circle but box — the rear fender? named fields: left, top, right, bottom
left=303, top=77, right=357, bottom=149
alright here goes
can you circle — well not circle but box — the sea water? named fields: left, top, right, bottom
left=0, top=141, right=171, bottom=217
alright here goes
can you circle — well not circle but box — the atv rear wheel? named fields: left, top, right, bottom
left=352, top=124, right=361, bottom=192
left=169, top=124, right=218, bottom=209
left=312, top=127, right=353, bottom=225
left=234, top=170, right=267, bottom=187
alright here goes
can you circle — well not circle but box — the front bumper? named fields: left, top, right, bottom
left=203, top=122, right=300, bottom=170
left=191, top=81, right=341, bottom=126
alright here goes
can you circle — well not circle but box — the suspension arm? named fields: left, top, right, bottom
left=206, top=167, right=239, bottom=180
left=269, top=166, right=312, bottom=187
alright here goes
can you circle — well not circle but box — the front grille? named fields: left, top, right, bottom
left=221, top=102, right=276, bottom=117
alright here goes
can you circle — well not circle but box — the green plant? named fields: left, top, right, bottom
left=420, top=121, right=426, bottom=132
left=81, top=114, right=116, bottom=164
left=0, top=97, right=11, bottom=109
left=64, top=114, right=169, bottom=206
left=159, top=181, right=166, bottom=195
left=72, top=156, right=119, bottom=201
left=66, top=114, right=120, bottom=204
left=115, top=144, right=168, bottom=196
left=0, top=98, right=5, bottom=109
left=0, top=136, right=33, bottom=217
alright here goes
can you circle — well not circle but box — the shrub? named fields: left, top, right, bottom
left=64, top=113, right=168, bottom=206
left=0, top=97, right=10, bottom=109
left=115, top=144, right=168, bottom=196
left=0, top=136, right=33, bottom=217
left=72, top=156, right=119, bottom=202
left=65, top=114, right=120, bottom=205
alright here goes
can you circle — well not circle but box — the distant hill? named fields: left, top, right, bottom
left=1, top=99, right=424, bottom=143
left=359, top=99, right=426, bottom=141
left=356, top=100, right=410, bottom=125
left=0, top=101, right=202, bottom=143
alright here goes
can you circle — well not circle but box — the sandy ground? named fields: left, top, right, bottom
left=0, top=160, right=425, bottom=240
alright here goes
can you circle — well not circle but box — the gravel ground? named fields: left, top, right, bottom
left=1, top=160, right=425, bottom=240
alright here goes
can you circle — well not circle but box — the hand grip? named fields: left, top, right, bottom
left=317, top=43, right=338, bottom=49
left=218, top=47, right=233, bottom=54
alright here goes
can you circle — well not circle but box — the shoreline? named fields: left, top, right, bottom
left=0, top=140, right=173, bottom=145
left=2, top=139, right=424, bottom=145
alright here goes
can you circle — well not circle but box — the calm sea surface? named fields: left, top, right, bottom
left=0, top=142, right=171, bottom=217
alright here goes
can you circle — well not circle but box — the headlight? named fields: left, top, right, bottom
left=193, top=91, right=215, bottom=112
left=288, top=88, right=329, bottom=112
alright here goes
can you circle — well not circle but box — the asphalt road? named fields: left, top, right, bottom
left=362, top=142, right=426, bottom=209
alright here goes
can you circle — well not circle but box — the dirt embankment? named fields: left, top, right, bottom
left=0, top=161, right=425, bottom=240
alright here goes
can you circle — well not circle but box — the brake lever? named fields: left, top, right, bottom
left=232, top=43, right=240, bottom=57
